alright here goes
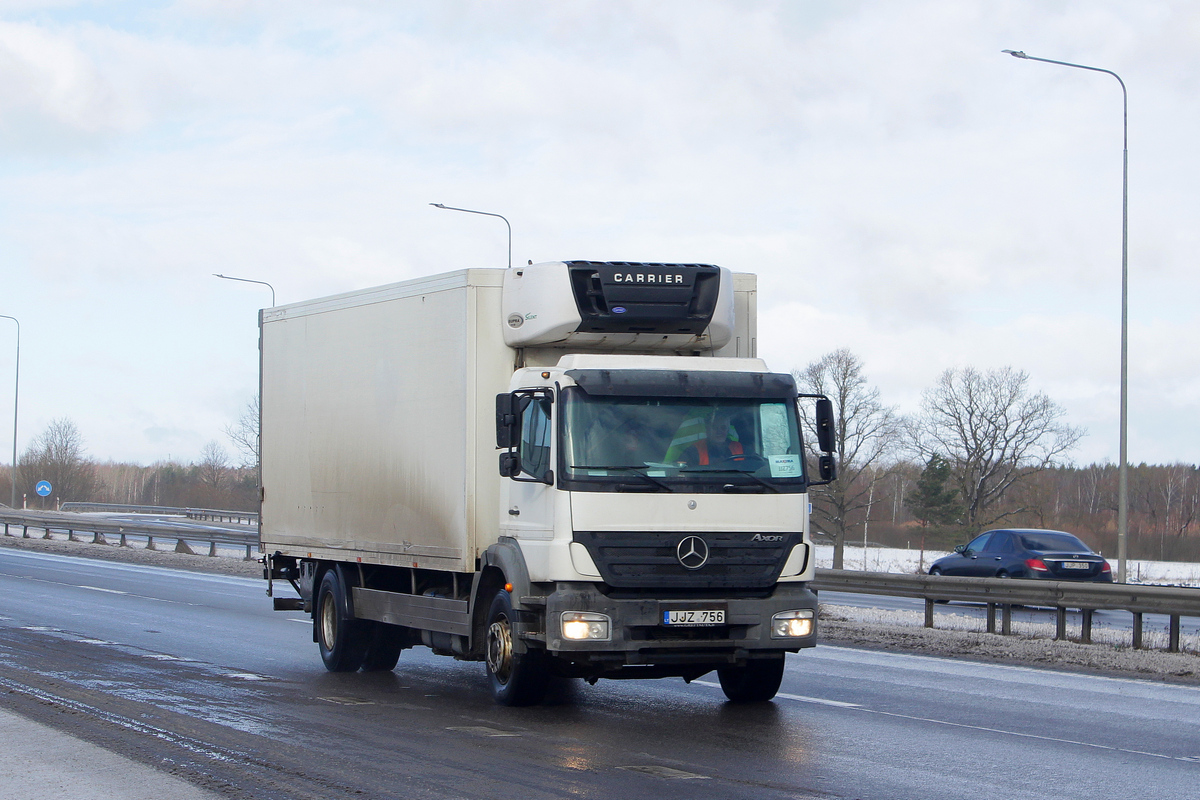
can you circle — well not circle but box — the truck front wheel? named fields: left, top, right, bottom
left=484, top=590, right=549, bottom=706
left=717, top=657, right=786, bottom=703
left=316, top=569, right=369, bottom=672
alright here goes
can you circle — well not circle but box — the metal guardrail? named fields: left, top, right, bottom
left=0, top=509, right=260, bottom=561
left=812, top=569, right=1200, bottom=653
left=59, top=502, right=258, bottom=525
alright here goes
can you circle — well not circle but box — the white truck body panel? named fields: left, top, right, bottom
left=260, top=269, right=512, bottom=573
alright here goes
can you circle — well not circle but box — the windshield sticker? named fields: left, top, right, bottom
left=768, top=454, right=801, bottom=478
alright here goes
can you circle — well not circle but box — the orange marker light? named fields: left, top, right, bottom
left=504, top=583, right=514, bottom=593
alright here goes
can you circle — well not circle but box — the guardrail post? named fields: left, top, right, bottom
left=1081, top=609, right=1093, bottom=644
left=1055, top=608, right=1067, bottom=641
left=42, top=527, right=52, bottom=540
left=1169, top=615, right=1181, bottom=653
left=147, top=535, right=155, bottom=551
left=986, top=603, right=997, bottom=634
left=119, top=532, right=128, bottom=547
left=1001, top=604, right=1012, bottom=635
left=244, top=544, right=254, bottom=561
left=924, top=598, right=934, bottom=628
left=92, top=532, right=107, bottom=545
left=22, top=524, right=29, bottom=538
left=209, top=541, right=218, bottom=557
left=67, top=529, right=75, bottom=542
left=1132, top=612, right=1143, bottom=649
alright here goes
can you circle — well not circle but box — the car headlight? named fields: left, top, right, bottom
left=561, top=611, right=611, bottom=641
left=771, top=609, right=815, bottom=639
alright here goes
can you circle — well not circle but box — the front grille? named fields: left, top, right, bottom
left=574, top=530, right=800, bottom=590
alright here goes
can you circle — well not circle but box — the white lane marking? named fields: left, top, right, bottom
left=692, top=680, right=861, bottom=708
left=287, top=618, right=311, bottom=624
left=619, top=765, right=710, bottom=780
left=78, top=585, right=128, bottom=595
left=447, top=725, right=520, bottom=737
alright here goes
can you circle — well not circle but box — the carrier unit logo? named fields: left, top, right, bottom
left=612, top=272, right=685, bottom=284
left=676, top=536, right=710, bottom=570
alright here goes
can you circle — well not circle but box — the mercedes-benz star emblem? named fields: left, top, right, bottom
left=676, top=536, right=709, bottom=570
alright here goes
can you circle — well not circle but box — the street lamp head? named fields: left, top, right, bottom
left=1002, top=50, right=1028, bottom=59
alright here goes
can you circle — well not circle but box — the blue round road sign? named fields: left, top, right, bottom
left=35, top=480, right=52, bottom=497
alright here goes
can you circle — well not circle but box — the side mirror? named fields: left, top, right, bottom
left=954, top=544, right=966, bottom=554
left=815, top=397, right=836, bottom=453
left=817, top=454, right=836, bottom=482
left=496, top=393, right=518, bottom=448
left=499, top=451, right=522, bottom=478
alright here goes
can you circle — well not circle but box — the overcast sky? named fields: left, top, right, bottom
left=1, top=0, right=1197, bottom=469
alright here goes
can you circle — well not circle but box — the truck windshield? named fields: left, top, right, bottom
left=560, top=388, right=807, bottom=493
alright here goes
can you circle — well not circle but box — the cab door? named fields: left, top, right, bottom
left=502, top=392, right=555, bottom=541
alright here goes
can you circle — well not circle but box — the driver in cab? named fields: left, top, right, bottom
left=668, top=408, right=749, bottom=467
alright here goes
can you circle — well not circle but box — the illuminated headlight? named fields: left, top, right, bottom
left=561, top=611, right=611, bottom=641
left=771, top=609, right=815, bottom=639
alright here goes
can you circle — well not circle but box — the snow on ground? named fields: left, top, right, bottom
left=816, top=544, right=1200, bottom=588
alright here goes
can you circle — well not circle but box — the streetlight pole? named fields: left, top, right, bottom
left=213, top=274, right=276, bottom=307
left=1003, top=49, right=1130, bottom=583
left=0, top=314, right=18, bottom=510
left=430, top=203, right=512, bottom=268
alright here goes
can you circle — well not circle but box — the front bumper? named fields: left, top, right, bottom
left=537, top=581, right=817, bottom=673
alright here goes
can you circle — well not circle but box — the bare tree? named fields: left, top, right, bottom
left=795, top=349, right=900, bottom=569
left=198, top=440, right=229, bottom=493
left=224, top=396, right=260, bottom=469
left=19, top=418, right=98, bottom=504
left=907, top=366, right=1084, bottom=530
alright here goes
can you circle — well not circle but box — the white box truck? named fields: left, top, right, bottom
left=262, top=261, right=836, bottom=705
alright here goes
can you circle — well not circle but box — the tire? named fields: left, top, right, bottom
left=717, top=657, right=786, bottom=703
left=929, top=568, right=949, bottom=603
left=315, top=568, right=369, bottom=672
left=484, top=590, right=549, bottom=706
left=361, top=622, right=405, bottom=672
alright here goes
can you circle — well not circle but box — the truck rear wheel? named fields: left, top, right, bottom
left=717, top=657, right=786, bottom=703
left=484, top=590, right=549, bottom=706
left=316, top=569, right=369, bottom=672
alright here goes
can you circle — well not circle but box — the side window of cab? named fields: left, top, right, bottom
left=519, top=396, right=552, bottom=480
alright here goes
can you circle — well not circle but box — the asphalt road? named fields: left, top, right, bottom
left=1, top=547, right=1198, bottom=800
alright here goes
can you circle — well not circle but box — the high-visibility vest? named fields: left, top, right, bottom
left=694, top=438, right=743, bottom=465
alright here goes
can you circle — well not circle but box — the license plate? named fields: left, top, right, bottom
left=1060, top=561, right=1090, bottom=570
left=663, top=609, right=725, bottom=626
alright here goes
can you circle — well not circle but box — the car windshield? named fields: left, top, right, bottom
left=560, top=389, right=806, bottom=492
left=1018, top=532, right=1090, bottom=553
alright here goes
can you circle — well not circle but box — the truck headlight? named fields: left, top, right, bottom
left=561, top=611, right=611, bottom=641
left=771, top=609, right=814, bottom=639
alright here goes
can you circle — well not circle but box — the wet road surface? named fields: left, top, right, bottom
left=1, top=547, right=1198, bottom=800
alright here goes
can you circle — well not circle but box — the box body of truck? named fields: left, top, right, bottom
left=260, top=269, right=510, bottom=573
left=262, top=261, right=832, bottom=705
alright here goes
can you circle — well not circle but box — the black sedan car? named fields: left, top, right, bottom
left=929, top=528, right=1112, bottom=582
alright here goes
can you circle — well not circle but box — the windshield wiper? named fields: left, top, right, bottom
left=677, top=468, right=782, bottom=493
left=569, top=465, right=675, bottom=492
